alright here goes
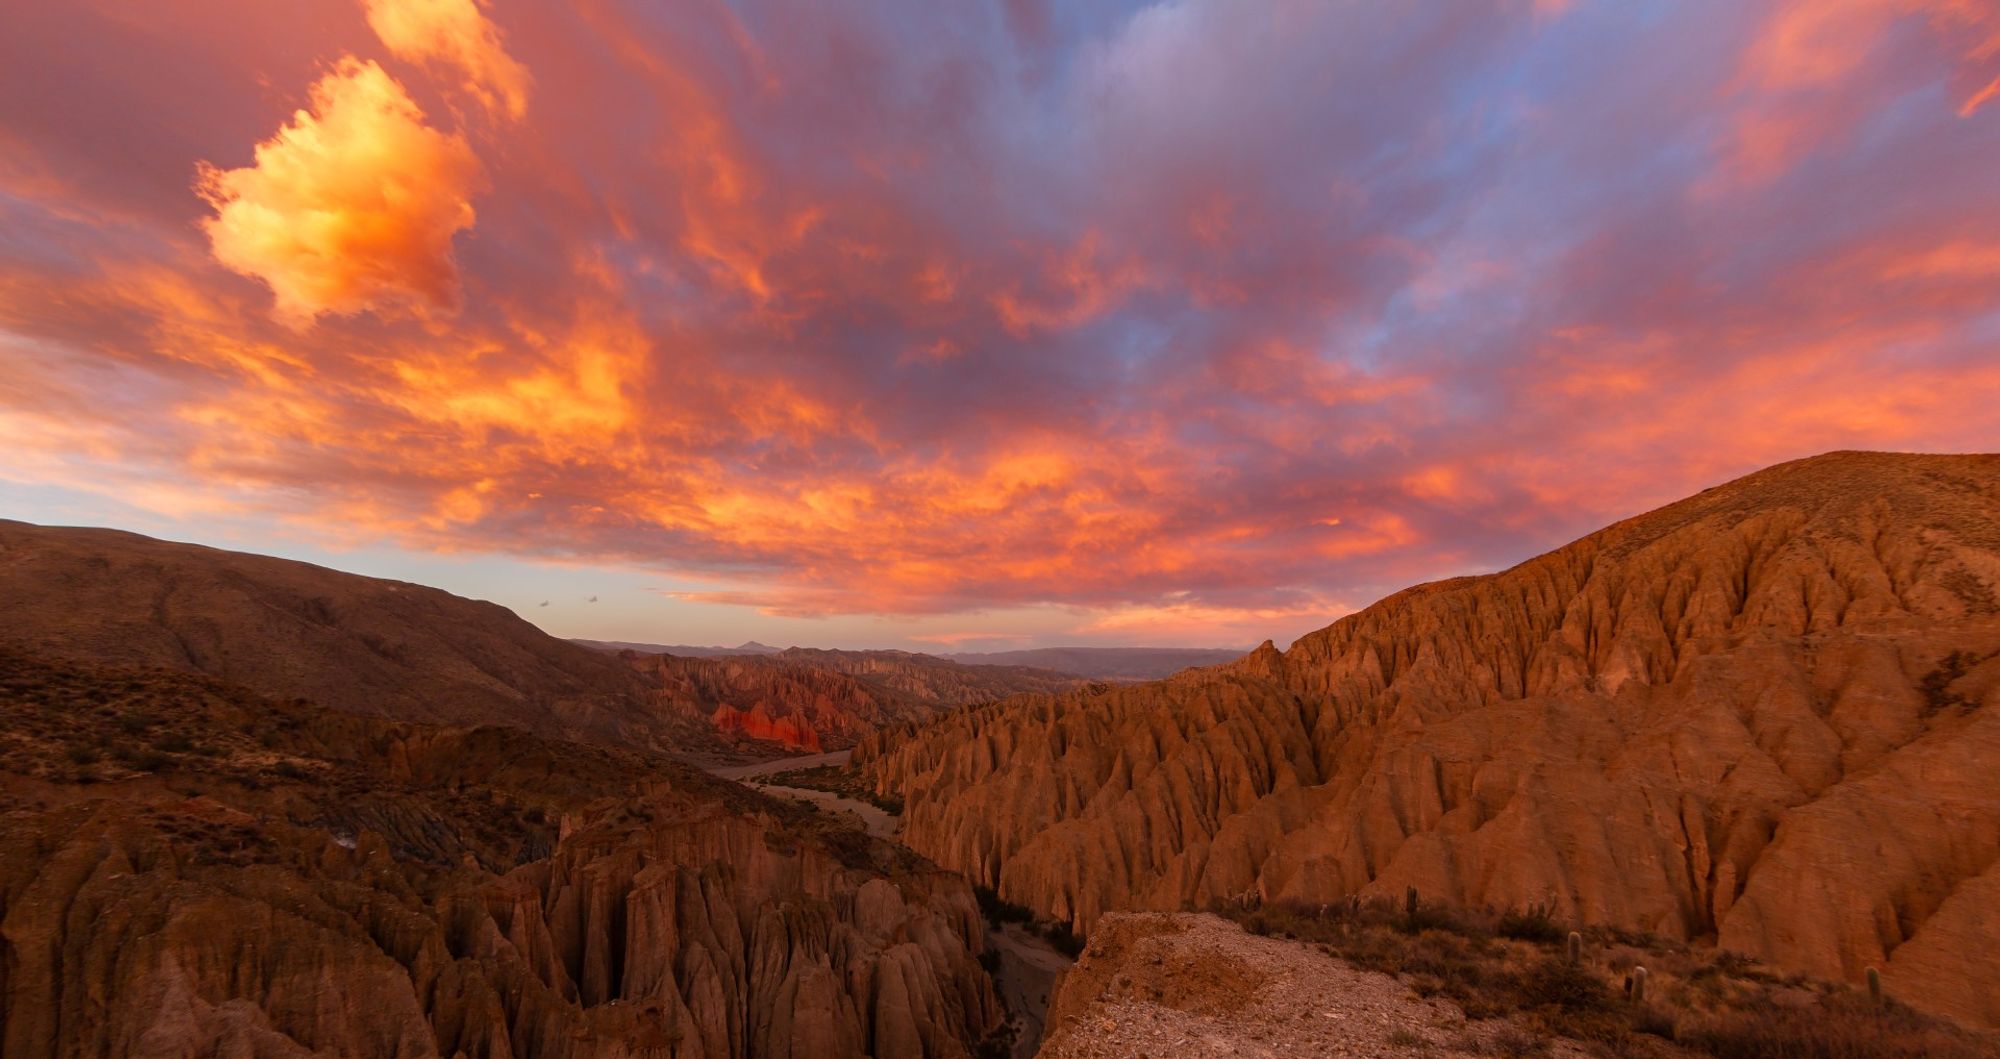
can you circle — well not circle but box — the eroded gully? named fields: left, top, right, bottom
left=702, top=748, right=1071, bottom=1058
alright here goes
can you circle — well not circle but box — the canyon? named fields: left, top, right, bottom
left=859, top=452, right=2000, bottom=1029
left=616, top=648, right=1084, bottom=753
left=0, top=520, right=1083, bottom=761
left=3, top=450, right=1996, bottom=1055
left=0, top=650, right=1005, bottom=1057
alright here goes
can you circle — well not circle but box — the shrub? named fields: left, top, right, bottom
left=1487, top=1026, right=1552, bottom=1056
left=1041, top=923, right=1084, bottom=957
left=1498, top=901, right=1567, bottom=944
left=975, top=885, right=1036, bottom=927
left=116, top=747, right=170, bottom=772
left=1677, top=995, right=1993, bottom=1059
left=115, top=711, right=155, bottom=734
left=1517, top=956, right=1611, bottom=1012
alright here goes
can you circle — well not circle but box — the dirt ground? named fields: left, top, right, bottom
left=1037, top=913, right=1592, bottom=1059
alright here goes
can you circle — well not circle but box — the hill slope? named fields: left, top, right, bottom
left=0, top=520, right=717, bottom=754
left=859, top=451, right=2000, bottom=1027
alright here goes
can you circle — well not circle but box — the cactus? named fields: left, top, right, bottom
left=1866, top=967, right=1882, bottom=1008
left=1630, top=966, right=1649, bottom=1004
left=1406, top=886, right=1419, bottom=919
left=1566, top=931, right=1582, bottom=964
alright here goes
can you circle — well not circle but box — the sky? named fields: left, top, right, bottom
left=2, top=0, right=1998, bottom=652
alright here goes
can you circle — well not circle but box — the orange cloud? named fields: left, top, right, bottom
left=363, top=0, right=531, bottom=119
left=1963, top=73, right=2000, bottom=115
left=7, top=0, right=2000, bottom=648
left=1071, top=594, right=1351, bottom=646
left=1721, top=0, right=2000, bottom=181
left=196, top=58, right=481, bottom=326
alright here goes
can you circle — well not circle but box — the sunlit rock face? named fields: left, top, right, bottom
left=0, top=654, right=1002, bottom=1057
left=861, top=451, right=2000, bottom=1028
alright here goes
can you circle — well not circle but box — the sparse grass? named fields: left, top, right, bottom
left=1677, top=994, right=1995, bottom=1059
left=1389, top=1027, right=1427, bottom=1047
left=1215, top=896, right=1997, bottom=1059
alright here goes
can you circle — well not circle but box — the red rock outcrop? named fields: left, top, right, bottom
left=0, top=652, right=1003, bottom=1057
left=628, top=650, right=1081, bottom=753
left=860, top=452, right=2000, bottom=1027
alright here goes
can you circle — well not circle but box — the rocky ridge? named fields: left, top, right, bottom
left=859, top=452, right=2000, bottom=1028
left=0, top=520, right=721, bottom=756
left=1036, top=912, right=1584, bottom=1059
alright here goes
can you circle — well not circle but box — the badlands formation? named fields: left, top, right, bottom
left=860, top=451, right=2000, bottom=1028
left=0, top=650, right=1002, bottom=1057
left=621, top=648, right=1083, bottom=752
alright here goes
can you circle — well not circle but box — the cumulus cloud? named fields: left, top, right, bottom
left=6, top=1, right=2000, bottom=641
left=364, top=0, right=531, bottom=119
left=195, top=58, right=481, bottom=326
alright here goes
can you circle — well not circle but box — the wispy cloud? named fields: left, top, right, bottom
left=2, top=0, right=1998, bottom=643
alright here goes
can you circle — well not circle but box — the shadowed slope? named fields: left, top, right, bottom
left=860, top=451, right=2000, bottom=1028
left=0, top=520, right=719, bottom=755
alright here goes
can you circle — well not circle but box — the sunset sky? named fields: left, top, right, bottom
left=3, top=0, right=1998, bottom=651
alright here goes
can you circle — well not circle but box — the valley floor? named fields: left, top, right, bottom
left=706, top=748, right=856, bottom=780
left=700, top=749, right=1077, bottom=1057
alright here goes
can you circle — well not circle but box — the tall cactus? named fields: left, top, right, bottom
left=1630, top=966, right=1649, bottom=1004
left=1867, top=967, right=1883, bottom=1008
left=1566, top=931, right=1582, bottom=964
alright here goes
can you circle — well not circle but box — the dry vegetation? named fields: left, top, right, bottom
left=1217, top=895, right=1998, bottom=1059
left=763, top=762, right=907, bottom=813
left=0, top=649, right=926, bottom=877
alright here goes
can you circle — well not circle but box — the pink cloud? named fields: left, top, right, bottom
left=1, top=0, right=1997, bottom=642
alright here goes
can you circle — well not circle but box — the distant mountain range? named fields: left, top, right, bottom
left=939, top=646, right=1248, bottom=680
left=572, top=638, right=784, bottom=657
left=572, top=639, right=1250, bottom=681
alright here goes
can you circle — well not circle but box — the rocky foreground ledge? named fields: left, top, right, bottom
left=1039, top=913, right=1588, bottom=1059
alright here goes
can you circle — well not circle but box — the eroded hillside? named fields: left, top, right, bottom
left=0, top=521, right=721, bottom=756
left=626, top=648, right=1082, bottom=753
left=0, top=651, right=1003, bottom=1057
left=859, top=451, right=2000, bottom=1028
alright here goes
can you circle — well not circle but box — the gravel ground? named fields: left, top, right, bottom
left=1037, top=913, right=1590, bottom=1059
